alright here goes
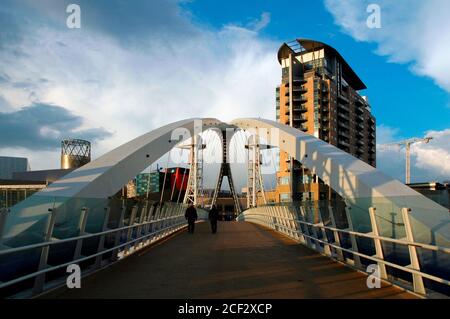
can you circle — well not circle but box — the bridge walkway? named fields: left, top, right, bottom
left=44, top=221, right=415, bottom=299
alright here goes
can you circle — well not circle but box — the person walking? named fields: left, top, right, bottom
left=185, top=204, right=198, bottom=234
left=209, top=205, right=219, bottom=234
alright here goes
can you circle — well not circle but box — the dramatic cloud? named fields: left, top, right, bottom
left=325, top=0, right=450, bottom=182
left=0, top=103, right=111, bottom=150
left=0, top=0, right=279, bottom=171
left=324, top=0, right=450, bottom=93
left=377, top=126, right=450, bottom=183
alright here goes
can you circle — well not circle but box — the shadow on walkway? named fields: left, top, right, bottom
left=43, top=221, right=415, bottom=299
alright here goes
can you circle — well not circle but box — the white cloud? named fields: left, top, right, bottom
left=377, top=126, right=450, bottom=182
left=0, top=4, right=279, bottom=171
left=324, top=0, right=450, bottom=92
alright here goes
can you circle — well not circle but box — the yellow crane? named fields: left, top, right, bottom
left=379, top=136, right=433, bottom=184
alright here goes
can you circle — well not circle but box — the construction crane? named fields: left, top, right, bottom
left=379, top=136, right=433, bottom=184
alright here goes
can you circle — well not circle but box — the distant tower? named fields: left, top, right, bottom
left=61, top=139, right=91, bottom=169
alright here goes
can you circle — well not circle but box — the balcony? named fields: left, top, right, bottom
left=357, top=122, right=364, bottom=130
left=285, top=109, right=290, bottom=115
left=356, top=114, right=364, bottom=122
left=293, top=95, right=308, bottom=104
left=292, top=85, right=307, bottom=93
left=338, top=94, right=349, bottom=104
left=355, top=104, right=364, bottom=114
left=338, top=103, right=350, bottom=112
left=338, top=130, right=350, bottom=138
left=338, top=139, right=350, bottom=147
left=293, top=115, right=308, bottom=123
left=295, top=123, right=308, bottom=132
left=293, top=106, right=308, bottom=113
left=292, top=77, right=307, bottom=84
left=322, top=96, right=330, bottom=104
left=337, top=112, right=350, bottom=121
left=338, top=121, right=350, bottom=129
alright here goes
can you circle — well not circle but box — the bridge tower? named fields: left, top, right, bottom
left=211, top=129, right=241, bottom=214
left=183, top=134, right=205, bottom=206
left=246, top=134, right=267, bottom=208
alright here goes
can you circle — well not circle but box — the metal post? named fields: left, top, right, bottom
left=299, top=205, right=314, bottom=249
left=136, top=204, right=148, bottom=248
left=317, top=206, right=331, bottom=256
left=368, top=207, right=388, bottom=279
left=94, top=206, right=110, bottom=269
left=125, top=205, right=138, bottom=255
left=405, top=143, right=411, bottom=184
left=73, top=207, right=89, bottom=261
left=344, top=206, right=362, bottom=268
left=328, top=205, right=344, bottom=261
left=32, top=208, right=57, bottom=295
left=112, top=205, right=126, bottom=260
left=401, top=207, right=426, bottom=295
left=0, top=207, right=8, bottom=242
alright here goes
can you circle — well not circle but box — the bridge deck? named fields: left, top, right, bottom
left=45, top=221, right=415, bottom=299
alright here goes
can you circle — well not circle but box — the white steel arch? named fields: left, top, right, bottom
left=232, top=118, right=450, bottom=246
left=2, top=117, right=449, bottom=249
left=1, top=118, right=233, bottom=242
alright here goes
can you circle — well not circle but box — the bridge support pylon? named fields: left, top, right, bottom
left=211, top=129, right=241, bottom=214
left=246, top=134, right=267, bottom=209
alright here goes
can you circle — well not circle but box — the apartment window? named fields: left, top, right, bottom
left=280, top=193, right=291, bottom=202
left=278, top=176, right=290, bottom=185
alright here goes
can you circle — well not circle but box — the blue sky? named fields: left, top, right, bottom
left=0, top=0, right=449, bottom=183
left=184, top=0, right=450, bottom=136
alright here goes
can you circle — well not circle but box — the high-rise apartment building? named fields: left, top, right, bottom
left=275, top=39, right=376, bottom=202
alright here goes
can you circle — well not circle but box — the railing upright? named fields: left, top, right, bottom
left=299, top=205, right=314, bottom=249
left=32, top=207, right=58, bottom=294
left=0, top=207, right=9, bottom=243
left=73, top=207, right=89, bottom=261
left=344, top=206, right=362, bottom=268
left=317, top=205, right=332, bottom=256
left=125, top=205, right=139, bottom=255
left=94, top=206, right=110, bottom=268
left=368, top=207, right=388, bottom=280
left=328, top=204, right=344, bottom=261
left=401, top=207, right=426, bottom=295
left=112, top=205, right=126, bottom=259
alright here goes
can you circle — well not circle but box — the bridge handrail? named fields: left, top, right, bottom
left=0, top=214, right=184, bottom=257
left=245, top=214, right=450, bottom=287
left=0, top=203, right=209, bottom=297
left=0, top=219, right=187, bottom=290
left=239, top=207, right=450, bottom=296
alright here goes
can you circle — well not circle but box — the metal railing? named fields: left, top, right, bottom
left=0, top=200, right=207, bottom=298
left=237, top=203, right=450, bottom=297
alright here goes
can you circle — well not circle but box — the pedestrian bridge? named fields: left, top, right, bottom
left=44, top=222, right=414, bottom=299
left=0, top=118, right=449, bottom=298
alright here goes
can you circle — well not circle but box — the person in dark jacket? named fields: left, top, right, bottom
left=185, top=204, right=198, bottom=234
left=208, top=205, right=219, bottom=234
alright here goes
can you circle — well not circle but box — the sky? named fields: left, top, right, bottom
left=0, top=0, right=449, bottom=186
